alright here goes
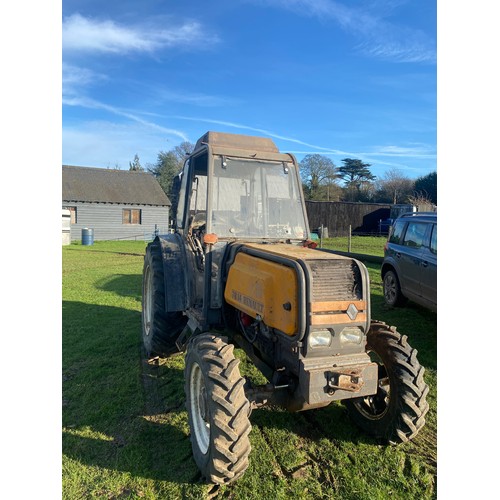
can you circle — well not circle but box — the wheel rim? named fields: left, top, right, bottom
left=352, top=352, right=390, bottom=420
left=384, top=274, right=397, bottom=304
left=143, top=265, right=153, bottom=337
left=190, top=362, right=210, bottom=454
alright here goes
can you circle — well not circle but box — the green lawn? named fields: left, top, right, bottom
left=63, top=240, right=436, bottom=499
left=319, top=235, right=387, bottom=257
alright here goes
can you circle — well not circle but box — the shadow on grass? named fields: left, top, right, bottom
left=62, top=300, right=200, bottom=485
left=64, top=246, right=145, bottom=257
left=249, top=400, right=377, bottom=448
left=95, top=274, right=143, bottom=301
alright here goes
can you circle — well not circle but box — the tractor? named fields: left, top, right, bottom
left=141, top=131, right=429, bottom=484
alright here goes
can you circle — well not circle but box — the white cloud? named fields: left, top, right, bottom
left=258, top=0, right=355, bottom=26
left=62, top=64, right=98, bottom=87
left=173, top=115, right=341, bottom=152
left=369, top=144, right=436, bottom=158
left=63, top=120, right=185, bottom=169
left=359, top=34, right=436, bottom=64
left=253, top=0, right=435, bottom=63
left=62, top=13, right=218, bottom=55
left=145, top=87, right=237, bottom=108
left=63, top=95, right=189, bottom=142
left=62, top=63, right=107, bottom=97
left=173, top=115, right=435, bottom=165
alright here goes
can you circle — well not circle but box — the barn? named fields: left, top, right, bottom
left=62, top=165, right=171, bottom=242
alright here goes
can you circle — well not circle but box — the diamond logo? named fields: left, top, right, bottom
left=346, top=303, right=358, bottom=320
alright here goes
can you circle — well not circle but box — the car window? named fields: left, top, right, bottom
left=402, top=222, right=427, bottom=248
left=389, top=221, right=406, bottom=244
left=430, top=224, right=437, bottom=255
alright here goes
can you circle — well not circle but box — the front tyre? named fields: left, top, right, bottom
left=142, top=239, right=187, bottom=357
left=344, top=321, right=429, bottom=444
left=185, top=334, right=252, bottom=484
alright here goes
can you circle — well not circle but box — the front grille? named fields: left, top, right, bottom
left=308, top=259, right=362, bottom=302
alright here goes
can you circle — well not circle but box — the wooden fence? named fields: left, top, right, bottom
left=305, top=201, right=391, bottom=236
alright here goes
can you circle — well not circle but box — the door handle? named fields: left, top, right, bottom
left=396, top=252, right=401, bottom=258
left=422, top=261, right=428, bottom=268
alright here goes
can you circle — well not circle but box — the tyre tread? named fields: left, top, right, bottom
left=345, top=320, right=429, bottom=444
left=141, top=240, right=187, bottom=357
left=185, top=334, right=251, bottom=485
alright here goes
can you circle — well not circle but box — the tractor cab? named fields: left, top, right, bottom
left=174, top=131, right=309, bottom=242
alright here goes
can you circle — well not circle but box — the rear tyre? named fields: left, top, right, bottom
left=383, top=269, right=407, bottom=307
left=185, top=334, right=252, bottom=484
left=141, top=240, right=187, bottom=357
left=344, top=321, right=429, bottom=444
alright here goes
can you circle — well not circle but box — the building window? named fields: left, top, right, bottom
left=123, top=208, right=142, bottom=225
left=63, top=206, right=77, bottom=224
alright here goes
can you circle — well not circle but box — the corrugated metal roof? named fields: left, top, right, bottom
left=62, top=165, right=171, bottom=206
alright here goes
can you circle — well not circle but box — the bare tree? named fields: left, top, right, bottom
left=172, top=141, right=194, bottom=164
left=129, top=154, right=144, bottom=171
left=299, top=154, right=341, bottom=201
left=376, top=168, right=414, bottom=204
left=407, top=194, right=436, bottom=212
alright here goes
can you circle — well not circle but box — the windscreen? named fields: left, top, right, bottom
left=211, top=156, right=307, bottom=239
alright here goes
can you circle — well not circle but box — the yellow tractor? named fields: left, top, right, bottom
left=141, top=132, right=429, bottom=484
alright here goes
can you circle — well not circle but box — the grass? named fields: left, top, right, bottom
left=63, top=240, right=437, bottom=499
left=318, top=235, right=387, bottom=257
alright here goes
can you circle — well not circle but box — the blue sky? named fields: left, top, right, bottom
left=62, top=0, right=436, bottom=180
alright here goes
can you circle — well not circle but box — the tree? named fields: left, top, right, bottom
left=299, top=154, right=341, bottom=201
left=172, top=141, right=193, bottom=164
left=414, top=171, right=437, bottom=204
left=338, top=158, right=376, bottom=202
left=376, top=168, right=415, bottom=204
left=148, top=152, right=181, bottom=196
left=147, top=142, right=194, bottom=198
left=129, top=154, right=144, bottom=171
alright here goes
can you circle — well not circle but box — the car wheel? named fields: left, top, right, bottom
left=383, top=270, right=407, bottom=307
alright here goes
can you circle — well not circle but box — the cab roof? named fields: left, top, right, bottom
left=193, top=131, right=279, bottom=154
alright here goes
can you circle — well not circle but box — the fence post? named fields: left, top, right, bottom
left=320, top=224, right=323, bottom=248
left=348, top=225, right=352, bottom=253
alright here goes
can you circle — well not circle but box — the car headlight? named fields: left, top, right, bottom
left=339, top=326, right=364, bottom=344
left=309, top=329, right=333, bottom=348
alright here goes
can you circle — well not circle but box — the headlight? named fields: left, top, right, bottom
left=309, top=329, right=332, bottom=348
left=339, top=326, right=364, bottom=344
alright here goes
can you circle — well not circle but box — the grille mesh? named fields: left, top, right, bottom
left=309, top=260, right=362, bottom=302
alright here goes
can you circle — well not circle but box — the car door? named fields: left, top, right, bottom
left=398, top=221, right=429, bottom=299
left=419, top=223, right=437, bottom=309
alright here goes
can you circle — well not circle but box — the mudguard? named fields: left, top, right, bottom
left=156, top=234, right=189, bottom=312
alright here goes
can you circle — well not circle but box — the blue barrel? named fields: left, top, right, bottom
left=82, top=228, right=94, bottom=246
